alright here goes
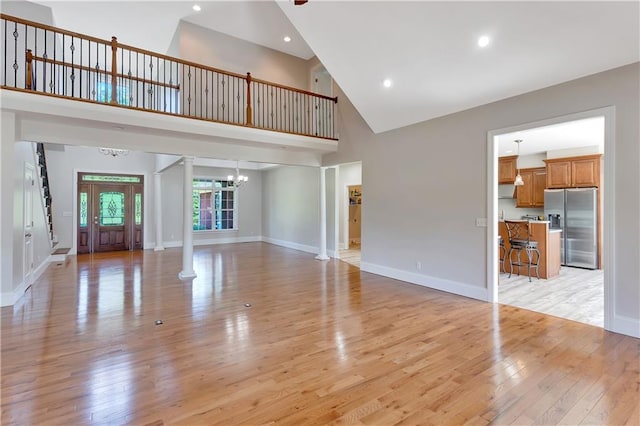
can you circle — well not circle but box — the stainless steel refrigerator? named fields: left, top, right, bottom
left=544, top=188, right=598, bottom=269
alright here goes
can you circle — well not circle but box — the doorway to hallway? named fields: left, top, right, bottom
left=77, top=173, right=144, bottom=253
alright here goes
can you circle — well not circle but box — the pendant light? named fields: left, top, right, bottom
left=227, top=160, right=248, bottom=188
left=514, top=139, right=524, bottom=186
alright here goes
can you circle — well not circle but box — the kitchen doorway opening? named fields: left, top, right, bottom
left=336, top=162, right=362, bottom=268
left=487, top=107, right=613, bottom=330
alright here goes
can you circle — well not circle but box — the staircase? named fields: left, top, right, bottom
left=35, top=143, right=70, bottom=263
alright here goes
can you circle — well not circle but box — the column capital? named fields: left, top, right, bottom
left=182, top=156, right=195, bottom=163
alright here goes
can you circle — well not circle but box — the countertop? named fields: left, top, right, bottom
left=549, top=229, right=563, bottom=233
left=498, top=219, right=550, bottom=223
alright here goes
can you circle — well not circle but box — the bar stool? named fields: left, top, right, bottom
left=498, top=235, right=506, bottom=273
left=504, top=220, right=540, bottom=282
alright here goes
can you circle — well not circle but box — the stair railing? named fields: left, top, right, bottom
left=1, top=13, right=338, bottom=140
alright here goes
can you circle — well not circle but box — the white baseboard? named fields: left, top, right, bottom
left=163, top=236, right=262, bottom=249
left=0, top=258, right=50, bottom=307
left=360, top=261, right=488, bottom=302
left=610, top=314, right=640, bottom=338
left=261, top=237, right=318, bottom=255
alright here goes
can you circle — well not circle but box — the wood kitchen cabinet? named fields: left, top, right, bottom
left=515, top=167, right=546, bottom=207
left=498, top=155, right=518, bottom=184
left=545, top=155, right=601, bottom=188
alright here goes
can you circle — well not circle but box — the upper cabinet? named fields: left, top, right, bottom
left=498, top=155, right=518, bottom=184
left=516, top=167, right=546, bottom=208
left=544, top=154, right=602, bottom=188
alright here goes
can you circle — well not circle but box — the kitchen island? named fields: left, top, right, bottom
left=499, top=220, right=561, bottom=279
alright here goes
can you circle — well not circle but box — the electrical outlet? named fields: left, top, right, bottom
left=476, top=218, right=487, bottom=227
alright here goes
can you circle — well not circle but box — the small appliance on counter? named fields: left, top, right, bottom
left=521, top=214, right=539, bottom=221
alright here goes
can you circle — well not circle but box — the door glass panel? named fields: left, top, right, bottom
left=99, top=191, right=125, bottom=226
left=135, top=193, right=142, bottom=225
left=80, top=192, right=88, bottom=227
left=82, top=175, right=140, bottom=183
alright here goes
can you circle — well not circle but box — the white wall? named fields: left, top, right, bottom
left=176, top=21, right=313, bottom=89
left=45, top=146, right=156, bottom=252
left=12, top=142, right=51, bottom=284
left=262, top=166, right=320, bottom=253
left=1, top=1, right=54, bottom=23
left=0, top=112, right=16, bottom=302
left=324, top=63, right=640, bottom=335
left=0, top=139, right=51, bottom=306
left=161, top=164, right=262, bottom=246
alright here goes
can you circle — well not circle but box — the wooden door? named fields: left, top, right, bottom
left=515, top=171, right=533, bottom=207
left=93, top=184, right=129, bottom=252
left=572, top=157, right=599, bottom=187
left=532, top=168, right=547, bottom=207
left=498, top=156, right=517, bottom=184
left=77, top=174, right=144, bottom=253
left=546, top=161, right=571, bottom=188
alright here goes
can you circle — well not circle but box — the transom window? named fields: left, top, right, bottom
left=193, top=178, right=236, bottom=231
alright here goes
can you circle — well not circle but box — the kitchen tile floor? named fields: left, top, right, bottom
left=499, top=266, right=604, bottom=328
left=338, top=248, right=361, bottom=268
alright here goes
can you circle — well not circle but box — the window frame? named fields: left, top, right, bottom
left=192, top=176, right=238, bottom=232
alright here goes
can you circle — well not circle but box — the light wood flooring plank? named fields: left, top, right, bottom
left=1, top=243, right=637, bottom=425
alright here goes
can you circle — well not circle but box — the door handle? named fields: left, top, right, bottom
left=25, top=233, right=32, bottom=237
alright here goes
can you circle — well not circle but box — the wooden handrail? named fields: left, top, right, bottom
left=251, top=76, right=339, bottom=103
left=1, top=13, right=337, bottom=102
left=1, top=13, right=113, bottom=46
left=30, top=55, right=181, bottom=90
left=1, top=12, right=339, bottom=139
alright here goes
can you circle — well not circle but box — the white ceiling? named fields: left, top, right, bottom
left=496, top=117, right=604, bottom=157
left=31, top=0, right=640, bottom=138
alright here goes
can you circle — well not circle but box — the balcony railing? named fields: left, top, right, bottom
left=0, top=14, right=338, bottom=140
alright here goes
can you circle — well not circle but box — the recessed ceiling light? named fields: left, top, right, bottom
left=383, top=79, right=392, bottom=88
left=192, top=4, right=201, bottom=12
left=283, top=36, right=292, bottom=43
left=478, top=35, right=490, bottom=48
left=505, top=150, right=513, bottom=153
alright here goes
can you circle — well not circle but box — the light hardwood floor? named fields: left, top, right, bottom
left=1, top=243, right=638, bottom=425
left=499, top=267, right=604, bottom=328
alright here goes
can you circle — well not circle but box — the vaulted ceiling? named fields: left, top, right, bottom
left=31, top=1, right=640, bottom=135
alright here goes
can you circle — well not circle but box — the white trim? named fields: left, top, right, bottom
left=360, top=261, right=488, bottom=302
left=262, top=237, right=318, bottom=255
left=163, top=236, right=262, bottom=248
left=612, top=314, right=640, bottom=338
left=72, top=168, right=150, bottom=255
left=0, top=257, right=50, bottom=307
left=486, top=106, right=616, bottom=330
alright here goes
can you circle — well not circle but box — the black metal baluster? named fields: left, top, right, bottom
left=3, top=19, right=7, bottom=86
left=12, top=21, right=18, bottom=87
left=32, top=26, right=37, bottom=91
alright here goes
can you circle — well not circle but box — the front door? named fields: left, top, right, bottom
left=77, top=173, right=143, bottom=254
left=93, top=184, right=128, bottom=252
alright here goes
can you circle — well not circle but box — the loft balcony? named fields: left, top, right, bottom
left=0, top=14, right=338, bottom=163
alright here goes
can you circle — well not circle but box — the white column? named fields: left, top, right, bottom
left=333, top=166, right=340, bottom=258
left=178, top=156, right=197, bottom=280
left=316, top=166, right=329, bottom=261
left=153, top=172, right=164, bottom=251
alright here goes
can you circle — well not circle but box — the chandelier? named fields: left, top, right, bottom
left=228, top=161, right=248, bottom=188
left=513, top=139, right=524, bottom=186
left=99, top=147, right=129, bottom=157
